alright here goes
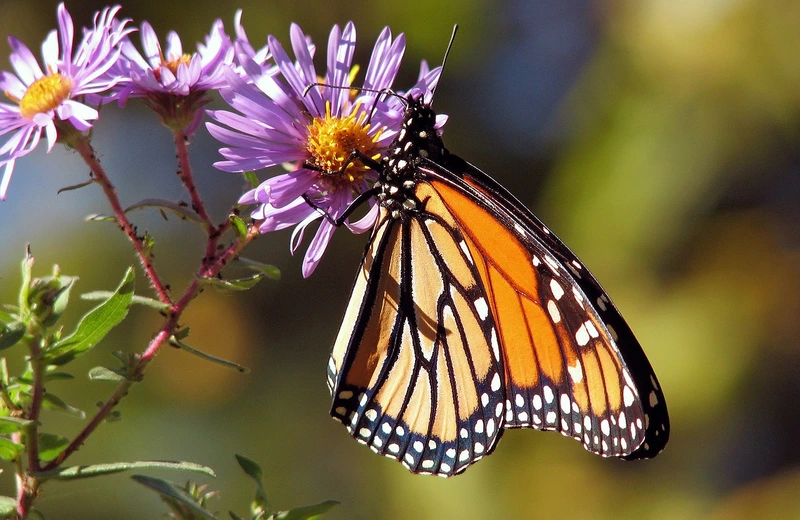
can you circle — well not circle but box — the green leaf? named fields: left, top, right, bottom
left=236, top=258, right=281, bottom=281
left=84, top=213, right=118, bottom=223
left=57, top=178, right=96, bottom=194
left=16, top=371, right=74, bottom=385
left=273, top=501, right=339, bottom=520
left=26, top=509, right=46, bottom=520
left=43, top=267, right=134, bottom=366
left=131, top=475, right=216, bottom=519
left=105, top=410, right=122, bottom=423
left=170, top=338, right=249, bottom=373
left=38, top=433, right=69, bottom=461
left=201, top=273, right=268, bottom=292
left=125, top=198, right=204, bottom=224
left=229, top=214, right=248, bottom=239
left=0, top=496, right=16, bottom=519
left=19, top=246, right=34, bottom=314
left=242, top=171, right=260, bottom=190
left=88, top=366, right=125, bottom=382
left=235, top=454, right=269, bottom=511
left=81, top=291, right=170, bottom=311
left=0, top=322, right=25, bottom=351
left=0, top=437, right=24, bottom=461
left=42, top=393, right=85, bottom=418
left=44, top=371, right=74, bottom=382
left=0, top=416, right=34, bottom=434
left=40, top=275, right=76, bottom=327
left=141, top=231, right=156, bottom=257
left=34, top=460, right=216, bottom=481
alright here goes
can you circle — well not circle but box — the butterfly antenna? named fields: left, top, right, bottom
left=301, top=83, right=407, bottom=126
left=302, top=82, right=405, bottom=104
left=430, top=24, right=458, bottom=106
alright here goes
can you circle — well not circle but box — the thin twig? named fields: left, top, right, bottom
left=73, top=136, right=173, bottom=305
left=173, top=130, right=214, bottom=229
left=40, top=223, right=260, bottom=472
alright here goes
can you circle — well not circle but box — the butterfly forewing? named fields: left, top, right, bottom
left=430, top=156, right=670, bottom=459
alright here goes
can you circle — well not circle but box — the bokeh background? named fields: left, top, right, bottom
left=1, top=0, right=799, bottom=518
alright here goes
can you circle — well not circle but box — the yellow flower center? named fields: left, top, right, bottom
left=17, top=73, right=74, bottom=120
left=161, top=54, right=192, bottom=76
left=306, top=101, right=382, bottom=188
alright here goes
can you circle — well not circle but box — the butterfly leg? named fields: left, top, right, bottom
left=302, top=187, right=380, bottom=227
left=303, top=149, right=383, bottom=176
left=300, top=149, right=384, bottom=226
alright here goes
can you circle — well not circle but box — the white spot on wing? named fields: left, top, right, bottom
left=490, top=329, right=500, bottom=361
left=544, top=386, right=554, bottom=403
left=459, top=241, right=473, bottom=264
left=474, top=297, right=489, bottom=320
left=547, top=300, right=561, bottom=323
left=567, top=360, right=584, bottom=384
left=550, top=279, right=564, bottom=300
left=575, top=324, right=590, bottom=346
left=560, top=394, right=570, bottom=414
left=585, top=320, right=599, bottom=338
left=608, top=324, right=618, bottom=342
left=624, top=386, right=635, bottom=407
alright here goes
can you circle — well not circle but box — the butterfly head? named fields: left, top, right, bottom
left=377, top=94, right=446, bottom=219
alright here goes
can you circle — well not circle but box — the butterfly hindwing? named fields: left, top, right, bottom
left=329, top=205, right=506, bottom=477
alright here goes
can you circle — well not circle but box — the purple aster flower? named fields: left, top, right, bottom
left=207, top=23, right=442, bottom=277
left=112, top=16, right=234, bottom=133
left=0, top=3, right=131, bottom=200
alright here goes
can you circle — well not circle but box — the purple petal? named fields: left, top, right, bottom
left=302, top=219, right=336, bottom=277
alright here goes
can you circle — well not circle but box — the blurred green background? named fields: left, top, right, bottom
left=1, top=0, right=799, bottom=518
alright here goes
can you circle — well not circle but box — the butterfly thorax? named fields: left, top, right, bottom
left=377, top=95, right=447, bottom=219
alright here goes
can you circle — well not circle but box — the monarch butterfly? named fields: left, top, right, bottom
left=322, top=54, right=669, bottom=479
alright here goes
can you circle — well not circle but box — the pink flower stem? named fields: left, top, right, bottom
left=16, top=335, right=45, bottom=519
left=73, top=137, right=173, bottom=305
left=172, top=130, right=230, bottom=273
left=173, top=129, right=213, bottom=229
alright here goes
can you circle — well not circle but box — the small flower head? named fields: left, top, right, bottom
left=113, top=17, right=234, bottom=132
left=208, top=23, right=442, bottom=277
left=0, top=3, right=130, bottom=199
